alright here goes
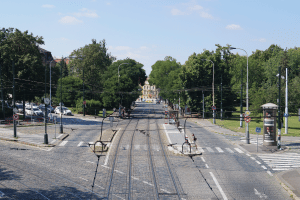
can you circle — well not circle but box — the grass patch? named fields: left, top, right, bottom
left=210, top=107, right=300, bottom=137
left=98, top=110, right=114, bottom=118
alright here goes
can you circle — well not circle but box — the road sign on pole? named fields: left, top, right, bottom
left=13, top=114, right=19, bottom=120
left=83, top=101, right=86, bottom=105
left=212, top=106, right=216, bottom=110
left=244, top=116, right=251, bottom=123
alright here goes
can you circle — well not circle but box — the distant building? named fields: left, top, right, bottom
left=38, top=47, right=55, bottom=67
left=137, top=78, right=160, bottom=102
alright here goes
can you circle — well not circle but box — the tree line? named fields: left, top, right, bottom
left=149, top=44, right=300, bottom=117
left=0, top=28, right=147, bottom=117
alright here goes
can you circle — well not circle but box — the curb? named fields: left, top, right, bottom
left=51, top=133, right=70, bottom=146
left=0, top=136, right=55, bottom=148
left=275, top=172, right=300, bottom=200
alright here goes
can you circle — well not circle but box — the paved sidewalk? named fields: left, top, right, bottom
left=188, top=117, right=300, bottom=200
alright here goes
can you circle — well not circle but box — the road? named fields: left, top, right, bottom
left=0, top=103, right=292, bottom=199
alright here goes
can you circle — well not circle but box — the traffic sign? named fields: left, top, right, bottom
left=245, top=111, right=251, bottom=116
left=283, top=113, right=289, bottom=117
left=255, top=127, right=261, bottom=133
left=83, top=101, right=86, bottom=105
left=244, top=116, right=251, bottom=123
left=212, top=106, right=216, bottom=110
left=44, top=98, right=50, bottom=104
left=13, top=114, right=19, bottom=120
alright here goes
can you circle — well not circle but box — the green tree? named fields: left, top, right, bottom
left=0, top=28, right=45, bottom=103
left=101, top=59, right=146, bottom=108
left=55, top=76, right=84, bottom=107
left=69, top=39, right=116, bottom=99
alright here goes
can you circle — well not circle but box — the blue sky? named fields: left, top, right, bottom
left=1, top=0, right=299, bottom=75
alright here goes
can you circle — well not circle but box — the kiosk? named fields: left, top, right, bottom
left=261, top=103, right=278, bottom=146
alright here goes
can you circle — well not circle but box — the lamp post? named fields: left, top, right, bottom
left=229, top=47, right=249, bottom=144
left=201, top=59, right=215, bottom=124
left=44, top=53, right=49, bottom=144
left=49, top=60, right=54, bottom=107
left=284, top=68, right=288, bottom=134
left=118, top=63, right=129, bottom=116
left=59, top=56, right=67, bottom=133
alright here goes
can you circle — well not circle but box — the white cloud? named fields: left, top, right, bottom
left=189, top=5, right=203, bottom=10
left=106, top=2, right=111, bottom=5
left=59, top=16, right=83, bottom=24
left=74, top=8, right=98, bottom=18
left=61, top=37, right=69, bottom=41
left=115, top=46, right=131, bottom=51
left=42, top=4, right=55, bottom=8
left=171, top=8, right=185, bottom=15
left=171, top=4, right=213, bottom=19
left=226, top=24, right=242, bottom=30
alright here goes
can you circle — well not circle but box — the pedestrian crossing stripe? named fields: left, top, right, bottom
left=258, top=153, right=300, bottom=171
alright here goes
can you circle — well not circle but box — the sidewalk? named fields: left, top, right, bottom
left=188, top=117, right=300, bottom=200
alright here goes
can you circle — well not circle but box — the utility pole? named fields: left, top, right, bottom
left=60, top=57, right=63, bottom=133
left=221, top=75, right=223, bottom=120
left=285, top=68, right=288, bottom=134
left=240, top=69, right=243, bottom=127
left=0, top=60, right=4, bottom=118
left=202, top=91, right=204, bottom=120
left=44, top=57, right=48, bottom=144
left=278, top=66, right=281, bottom=149
left=83, top=68, right=85, bottom=116
left=13, top=61, right=16, bottom=138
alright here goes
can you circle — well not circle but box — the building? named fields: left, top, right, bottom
left=137, top=78, right=160, bottom=102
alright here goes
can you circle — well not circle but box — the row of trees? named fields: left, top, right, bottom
left=0, top=28, right=147, bottom=117
left=149, top=44, right=300, bottom=117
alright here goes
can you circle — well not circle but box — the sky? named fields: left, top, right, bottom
left=1, top=0, right=299, bottom=75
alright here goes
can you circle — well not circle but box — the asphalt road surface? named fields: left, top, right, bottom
left=0, top=103, right=292, bottom=199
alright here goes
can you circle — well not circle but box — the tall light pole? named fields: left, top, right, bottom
left=229, top=47, right=249, bottom=144
left=118, top=63, right=129, bottom=116
left=201, top=59, right=215, bottom=124
left=285, top=68, right=288, bottom=134
left=49, top=60, right=54, bottom=107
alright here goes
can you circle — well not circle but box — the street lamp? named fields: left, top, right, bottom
left=201, top=59, right=215, bottom=124
left=229, top=47, right=249, bottom=144
left=118, top=63, right=129, bottom=116
left=276, top=68, right=288, bottom=134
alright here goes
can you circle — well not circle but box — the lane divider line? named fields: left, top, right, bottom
left=209, top=172, right=228, bottom=200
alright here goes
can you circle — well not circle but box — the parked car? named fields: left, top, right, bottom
left=55, top=106, right=73, bottom=116
left=16, top=104, right=24, bottom=113
left=39, top=104, right=54, bottom=113
left=25, top=106, right=43, bottom=116
left=25, top=103, right=37, bottom=108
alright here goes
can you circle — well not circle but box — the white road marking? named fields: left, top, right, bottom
left=95, top=184, right=104, bottom=189
left=261, top=165, right=267, bottom=170
left=225, top=148, right=234, bottom=153
left=115, top=170, right=125, bottom=174
left=0, top=190, right=4, bottom=197
left=57, top=134, right=63, bottom=139
left=77, top=141, right=84, bottom=147
left=206, top=147, right=214, bottom=152
left=215, top=147, right=224, bottom=153
left=201, top=157, right=206, bottom=162
left=256, top=161, right=261, bottom=165
left=254, top=188, right=268, bottom=199
left=59, top=141, right=68, bottom=146
left=267, top=171, right=273, bottom=176
left=104, top=128, right=121, bottom=166
left=250, top=157, right=256, bottom=160
left=86, top=161, right=95, bottom=164
left=209, top=172, right=228, bottom=200
left=205, top=164, right=209, bottom=168
left=135, top=145, right=140, bottom=150
left=50, top=139, right=57, bottom=144
left=79, top=177, right=88, bottom=182
left=246, top=153, right=251, bottom=157
left=234, top=148, right=244, bottom=153
left=198, top=147, right=204, bottom=152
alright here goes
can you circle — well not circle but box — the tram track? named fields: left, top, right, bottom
left=99, top=103, right=184, bottom=200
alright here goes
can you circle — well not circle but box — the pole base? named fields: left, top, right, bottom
left=60, top=125, right=63, bottom=133
left=44, top=133, right=48, bottom=144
